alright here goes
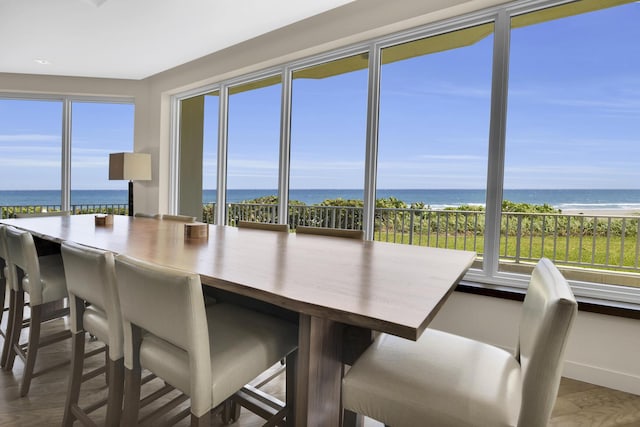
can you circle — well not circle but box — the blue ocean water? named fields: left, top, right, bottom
left=1, top=189, right=640, bottom=211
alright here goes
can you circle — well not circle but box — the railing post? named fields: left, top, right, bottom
left=515, top=215, right=522, bottom=263
left=409, top=211, right=414, bottom=245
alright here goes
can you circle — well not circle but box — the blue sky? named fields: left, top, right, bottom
left=1, top=2, right=639, bottom=191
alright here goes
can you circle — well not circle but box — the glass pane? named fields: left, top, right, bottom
left=502, top=2, right=640, bottom=285
left=0, top=99, right=63, bottom=214
left=203, top=91, right=219, bottom=223
left=71, top=101, right=134, bottom=213
left=226, top=76, right=282, bottom=224
left=376, top=23, right=494, bottom=263
left=290, top=53, right=369, bottom=230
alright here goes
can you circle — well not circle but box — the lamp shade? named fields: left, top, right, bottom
left=108, top=152, right=151, bottom=181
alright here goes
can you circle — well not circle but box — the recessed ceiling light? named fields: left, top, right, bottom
left=34, top=59, right=51, bottom=65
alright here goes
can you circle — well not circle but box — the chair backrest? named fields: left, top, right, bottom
left=4, top=226, right=43, bottom=301
left=296, top=225, right=364, bottom=240
left=61, top=241, right=123, bottom=360
left=114, top=254, right=211, bottom=413
left=134, top=212, right=158, bottom=218
left=158, top=214, right=196, bottom=222
left=237, top=221, right=289, bottom=232
left=0, top=225, right=10, bottom=288
left=14, top=210, right=71, bottom=218
left=515, top=258, right=577, bottom=427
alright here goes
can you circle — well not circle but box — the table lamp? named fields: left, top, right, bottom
left=108, top=152, right=151, bottom=216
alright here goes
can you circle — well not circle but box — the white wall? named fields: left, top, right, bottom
left=431, top=292, right=640, bottom=395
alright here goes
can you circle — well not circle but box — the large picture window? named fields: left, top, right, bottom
left=175, top=0, right=640, bottom=302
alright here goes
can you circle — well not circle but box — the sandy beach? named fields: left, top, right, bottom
left=562, top=209, right=640, bottom=217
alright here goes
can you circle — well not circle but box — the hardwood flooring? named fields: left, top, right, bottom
left=1, top=316, right=639, bottom=426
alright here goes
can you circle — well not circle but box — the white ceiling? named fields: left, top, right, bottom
left=0, top=0, right=356, bottom=80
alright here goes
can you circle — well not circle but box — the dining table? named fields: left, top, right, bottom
left=0, top=214, right=476, bottom=427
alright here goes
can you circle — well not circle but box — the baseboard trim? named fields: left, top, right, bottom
left=563, top=360, right=640, bottom=396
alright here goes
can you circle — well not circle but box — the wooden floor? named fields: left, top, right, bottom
left=1, top=317, right=639, bottom=426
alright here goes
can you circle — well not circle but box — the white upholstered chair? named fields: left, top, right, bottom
left=3, top=226, right=70, bottom=396
left=237, top=220, right=289, bottom=232
left=0, top=225, right=12, bottom=366
left=157, top=214, right=196, bottom=222
left=14, top=210, right=71, bottom=218
left=115, top=254, right=298, bottom=426
left=60, top=241, right=124, bottom=427
left=296, top=225, right=363, bottom=239
left=343, top=258, right=577, bottom=427
left=133, top=212, right=158, bottom=218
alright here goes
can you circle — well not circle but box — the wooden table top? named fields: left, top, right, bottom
left=1, top=215, right=476, bottom=340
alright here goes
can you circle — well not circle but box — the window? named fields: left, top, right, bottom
left=0, top=99, right=63, bottom=209
left=174, top=0, right=640, bottom=302
left=0, top=96, right=134, bottom=217
left=226, top=76, right=282, bottom=224
left=501, top=1, right=640, bottom=286
left=377, top=24, right=494, bottom=257
left=290, top=54, right=369, bottom=228
left=71, top=101, right=134, bottom=209
left=202, top=91, right=219, bottom=222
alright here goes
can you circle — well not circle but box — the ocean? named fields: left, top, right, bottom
left=1, top=189, right=640, bottom=211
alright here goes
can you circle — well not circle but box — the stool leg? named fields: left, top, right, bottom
left=122, top=366, right=141, bottom=426
left=20, top=304, right=42, bottom=397
left=191, top=411, right=211, bottom=427
left=105, top=357, right=124, bottom=427
left=0, top=275, right=5, bottom=333
left=5, top=290, right=24, bottom=371
left=0, top=289, right=16, bottom=368
left=62, top=331, right=86, bottom=427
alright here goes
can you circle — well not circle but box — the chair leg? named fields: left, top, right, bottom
left=62, top=332, right=86, bottom=427
left=286, top=350, right=298, bottom=427
left=0, top=289, right=16, bottom=368
left=105, top=344, right=110, bottom=385
left=0, top=276, right=5, bottom=333
left=20, top=304, right=42, bottom=397
left=190, top=411, right=211, bottom=427
left=105, top=358, right=124, bottom=427
left=5, top=290, right=24, bottom=371
left=122, top=366, right=142, bottom=426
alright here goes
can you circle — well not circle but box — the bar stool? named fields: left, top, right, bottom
left=60, top=241, right=124, bottom=427
left=296, top=225, right=364, bottom=239
left=157, top=214, right=196, bottom=222
left=115, top=254, right=298, bottom=426
left=3, top=226, right=71, bottom=397
left=0, top=225, right=12, bottom=365
left=237, top=220, right=289, bottom=232
left=343, top=258, right=577, bottom=427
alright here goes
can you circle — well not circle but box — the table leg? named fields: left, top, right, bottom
left=294, top=314, right=344, bottom=427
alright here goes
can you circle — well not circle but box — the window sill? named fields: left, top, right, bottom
left=456, top=282, right=640, bottom=320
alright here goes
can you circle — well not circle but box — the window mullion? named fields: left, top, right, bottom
left=483, top=10, right=511, bottom=278
left=61, top=98, right=72, bottom=212
left=215, top=85, right=229, bottom=225
left=363, top=43, right=381, bottom=241
left=277, top=67, right=292, bottom=225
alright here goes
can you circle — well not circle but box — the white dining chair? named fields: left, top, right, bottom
left=60, top=241, right=124, bottom=427
left=237, top=220, right=289, bottom=232
left=133, top=212, right=158, bottom=218
left=157, top=214, right=196, bottom=222
left=3, top=226, right=71, bottom=396
left=0, top=225, right=12, bottom=366
left=296, top=225, right=363, bottom=239
left=14, top=210, right=71, bottom=218
left=343, top=258, right=577, bottom=427
left=115, top=254, right=298, bottom=426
